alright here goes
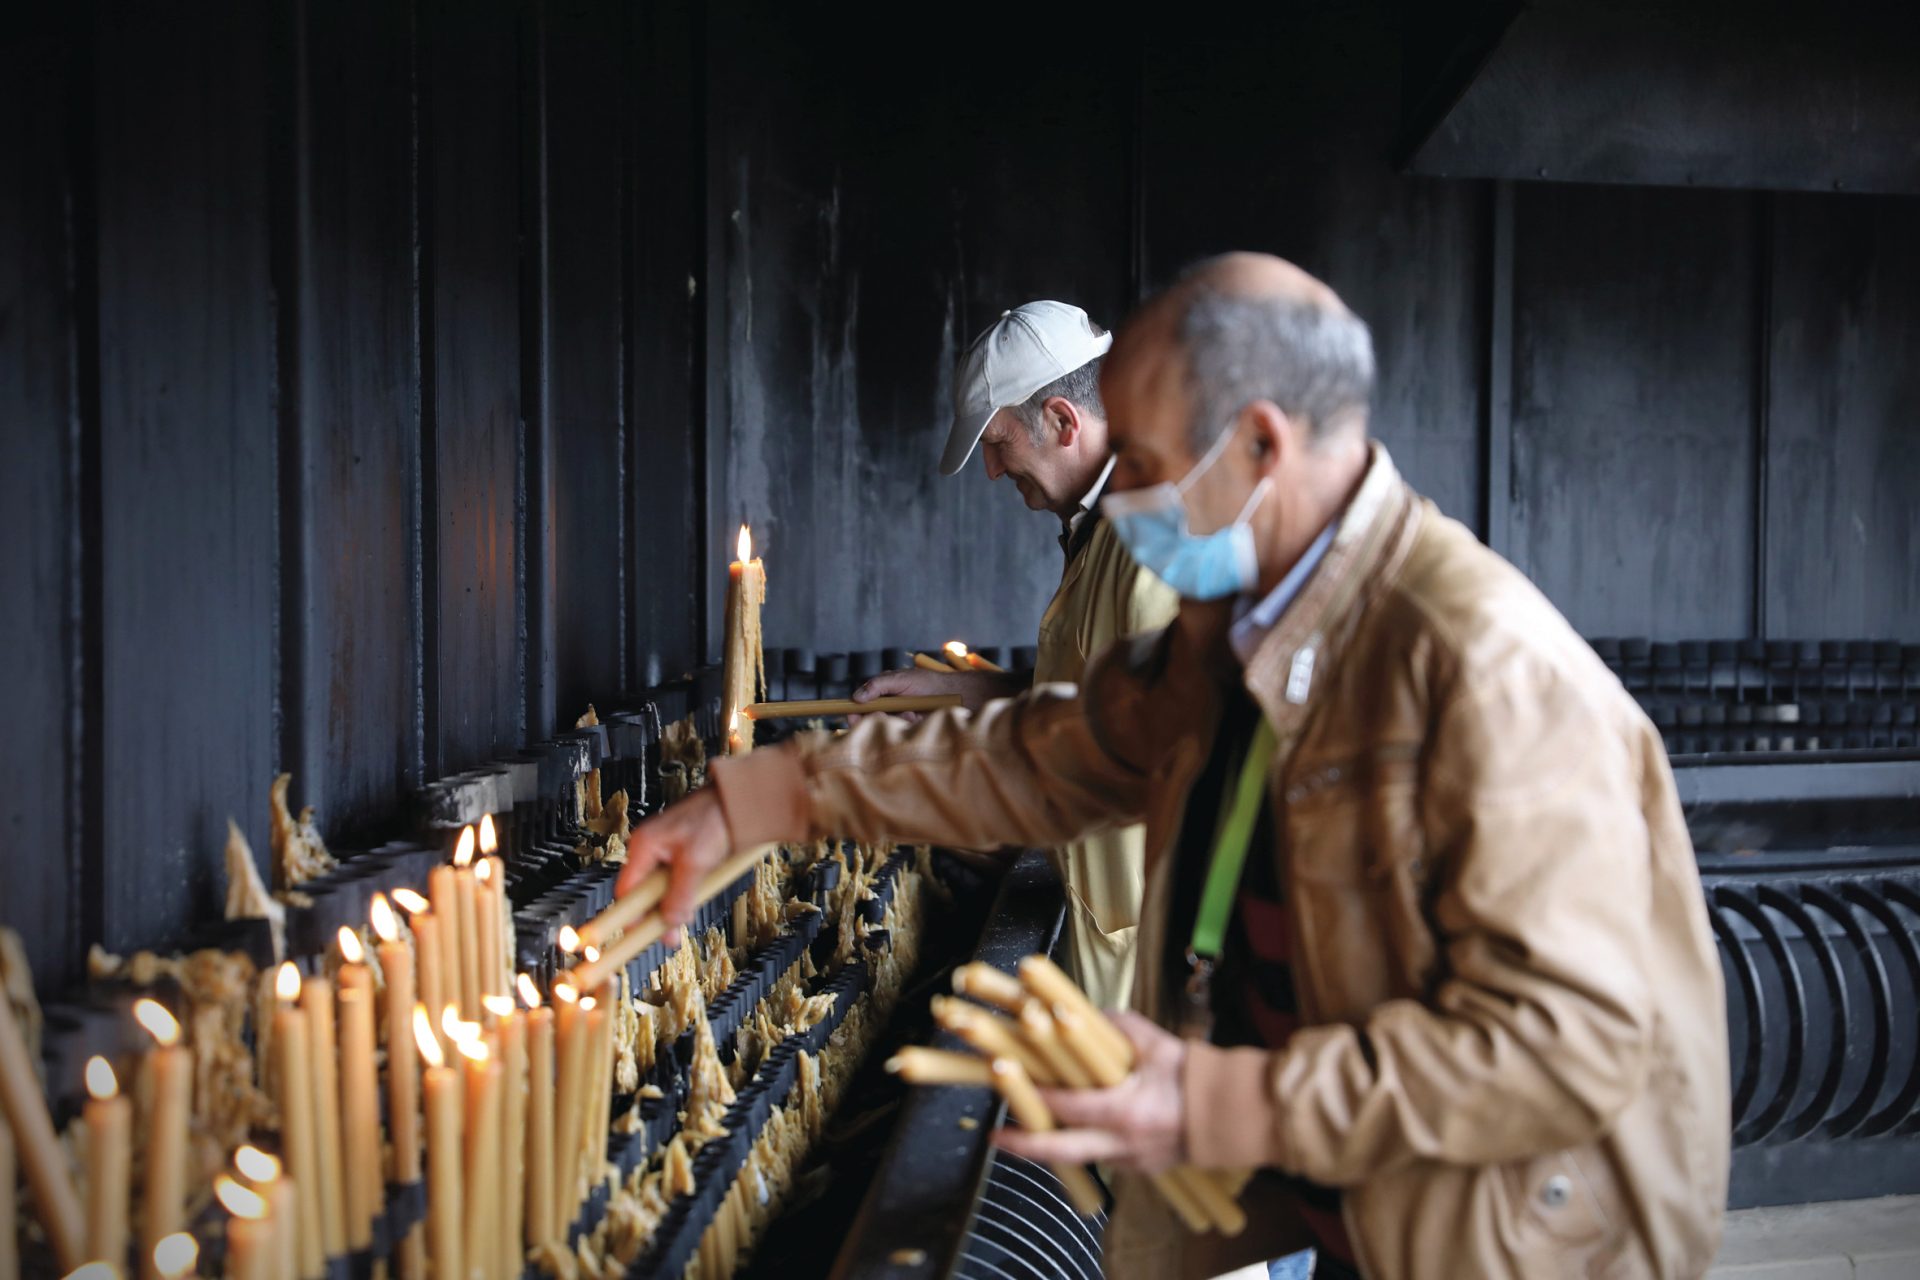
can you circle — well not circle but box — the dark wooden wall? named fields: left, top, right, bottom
left=3, top=0, right=1917, bottom=993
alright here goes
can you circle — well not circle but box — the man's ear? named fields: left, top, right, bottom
left=1044, top=395, right=1080, bottom=447
left=1245, top=400, right=1289, bottom=475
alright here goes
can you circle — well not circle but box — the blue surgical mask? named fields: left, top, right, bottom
left=1101, top=426, right=1272, bottom=600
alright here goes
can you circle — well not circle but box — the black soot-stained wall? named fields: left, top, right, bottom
left=3, top=0, right=1917, bottom=992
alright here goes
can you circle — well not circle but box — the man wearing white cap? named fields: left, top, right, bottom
left=854, top=301, right=1178, bottom=1008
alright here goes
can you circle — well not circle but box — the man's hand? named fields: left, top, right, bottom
left=849, top=666, right=1027, bottom=723
left=613, top=789, right=734, bottom=945
left=991, top=1012, right=1189, bottom=1173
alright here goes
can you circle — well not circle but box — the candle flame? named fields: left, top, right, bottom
left=337, top=926, right=365, bottom=965
left=579, top=996, right=597, bottom=1013
left=392, top=887, right=430, bottom=915
left=737, top=523, right=752, bottom=562
left=453, top=825, right=475, bottom=868
left=552, top=981, right=578, bottom=1005
left=516, top=974, right=543, bottom=1009
left=234, top=1144, right=281, bottom=1182
left=456, top=1038, right=491, bottom=1064
left=153, top=1231, right=200, bottom=1280
left=475, top=858, right=493, bottom=884
left=479, top=813, right=498, bottom=854
left=64, top=1264, right=120, bottom=1280
left=729, top=710, right=743, bottom=735
left=557, top=925, right=581, bottom=955
left=370, top=893, right=399, bottom=943
left=583, top=945, right=602, bottom=964
left=84, top=1055, right=118, bottom=1100
left=133, top=997, right=181, bottom=1047
left=440, top=1006, right=477, bottom=1043
left=412, top=1006, right=444, bottom=1068
left=482, top=995, right=514, bottom=1019
left=215, top=1174, right=268, bottom=1220
left=275, top=961, right=302, bottom=1002
left=945, top=640, right=970, bottom=660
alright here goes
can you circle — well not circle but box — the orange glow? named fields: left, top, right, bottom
left=582, top=945, right=601, bottom=964
left=482, top=995, right=514, bottom=1020
left=453, top=825, right=476, bottom=868
left=133, top=998, right=181, bottom=1047
left=578, top=996, right=596, bottom=1013
left=234, top=1145, right=280, bottom=1183
left=275, top=961, right=302, bottom=1003
left=214, top=1175, right=267, bottom=1220
left=412, top=1006, right=444, bottom=1069
left=516, top=974, right=542, bottom=1009
left=84, top=1056, right=118, bottom=1101
left=392, top=888, right=429, bottom=915
left=945, top=640, right=970, bottom=661
left=337, top=926, right=365, bottom=965
left=370, top=893, right=399, bottom=943
left=478, top=813, right=498, bottom=854
left=551, top=982, right=578, bottom=1005
left=440, top=1007, right=478, bottom=1044
left=455, top=1038, right=490, bottom=1064
left=153, top=1232, right=199, bottom=1279
left=736, top=523, right=752, bottom=563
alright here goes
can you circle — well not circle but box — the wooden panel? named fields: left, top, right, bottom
left=92, top=0, right=280, bottom=949
left=1140, top=5, right=1488, bottom=528
left=0, top=29, right=83, bottom=991
left=425, top=0, right=525, bottom=769
left=1508, top=183, right=1759, bottom=638
left=1764, top=194, right=1920, bottom=639
left=545, top=0, right=628, bottom=723
left=288, top=0, right=423, bottom=837
left=627, top=0, right=704, bottom=686
left=707, top=5, right=1132, bottom=654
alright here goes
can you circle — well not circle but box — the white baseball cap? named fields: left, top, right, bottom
left=941, top=300, right=1113, bottom=475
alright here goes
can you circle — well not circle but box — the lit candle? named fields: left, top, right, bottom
left=82, top=1056, right=131, bottom=1269
left=426, top=862, right=463, bottom=1043
left=726, top=711, right=744, bottom=757
left=298, top=973, right=347, bottom=1261
left=457, top=1036, right=500, bottom=1280
left=548, top=984, right=585, bottom=1238
left=941, top=640, right=975, bottom=672
left=132, top=999, right=190, bottom=1280
left=474, top=859, right=502, bottom=1008
left=722, top=523, right=765, bottom=755
left=517, top=976, right=554, bottom=1249
left=479, top=814, right=507, bottom=999
left=371, top=896, right=421, bottom=1185
left=215, top=1174, right=273, bottom=1280
left=393, top=888, right=443, bottom=1055
left=414, top=1009, right=462, bottom=1280
left=583, top=987, right=612, bottom=1199
left=334, top=930, right=378, bottom=1250
left=452, top=827, right=481, bottom=1020
left=235, top=1145, right=296, bottom=1280
left=484, top=994, right=526, bottom=1277
left=271, top=964, right=324, bottom=1280
left=151, top=1230, right=199, bottom=1280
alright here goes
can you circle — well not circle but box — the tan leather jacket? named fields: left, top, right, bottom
left=715, top=447, right=1729, bottom=1280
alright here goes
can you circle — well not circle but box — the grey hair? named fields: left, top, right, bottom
left=1011, top=352, right=1105, bottom=443
left=1177, top=288, right=1374, bottom=452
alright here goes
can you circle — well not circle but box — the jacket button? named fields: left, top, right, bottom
left=1540, top=1174, right=1572, bottom=1208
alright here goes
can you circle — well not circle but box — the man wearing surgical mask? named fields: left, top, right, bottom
left=617, top=253, right=1729, bottom=1280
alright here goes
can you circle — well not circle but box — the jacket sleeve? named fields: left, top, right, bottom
left=708, top=680, right=1153, bottom=854
left=1183, top=643, right=1658, bottom=1183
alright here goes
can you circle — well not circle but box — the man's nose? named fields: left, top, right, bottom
left=981, top=443, right=1006, bottom=481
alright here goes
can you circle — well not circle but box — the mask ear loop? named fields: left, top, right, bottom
left=1175, top=418, right=1244, bottom=496
left=1233, top=475, right=1273, bottom=523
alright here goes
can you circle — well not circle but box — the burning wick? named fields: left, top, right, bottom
left=737, top=523, right=752, bottom=562
left=516, top=974, right=543, bottom=1009
left=413, top=1006, right=444, bottom=1069
left=557, top=925, right=581, bottom=956
left=337, top=926, right=365, bottom=965
left=152, top=1232, right=199, bottom=1280
left=945, top=640, right=970, bottom=662
left=478, top=813, right=498, bottom=854
left=475, top=858, right=493, bottom=885
left=133, top=998, right=180, bottom=1048
left=453, top=825, right=475, bottom=869
left=276, top=960, right=301, bottom=1003
left=370, top=893, right=399, bottom=944
left=482, top=995, right=514, bottom=1020
left=392, top=887, right=430, bottom=916
left=214, top=1175, right=267, bottom=1220
left=234, top=1145, right=280, bottom=1183
left=441, top=1006, right=479, bottom=1045
left=84, top=1055, right=118, bottom=1101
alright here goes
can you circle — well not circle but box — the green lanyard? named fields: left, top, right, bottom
left=1189, top=718, right=1279, bottom=961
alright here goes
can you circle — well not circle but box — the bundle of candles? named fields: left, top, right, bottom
left=886, top=954, right=1248, bottom=1238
